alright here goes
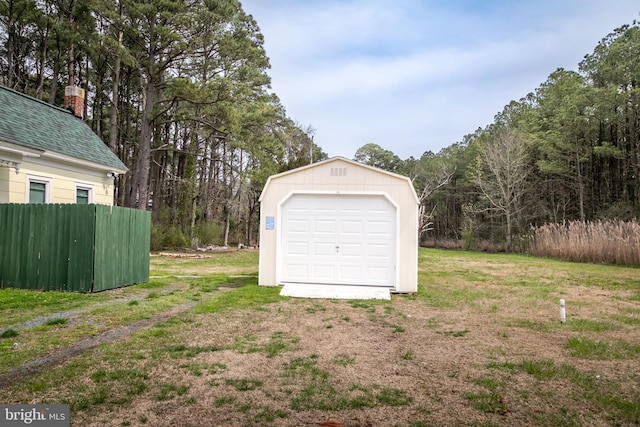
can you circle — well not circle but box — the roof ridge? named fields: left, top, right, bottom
left=0, top=85, right=74, bottom=116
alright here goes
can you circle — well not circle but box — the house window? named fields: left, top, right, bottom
left=76, top=188, right=89, bottom=204
left=29, top=181, right=47, bottom=204
left=75, top=186, right=92, bottom=204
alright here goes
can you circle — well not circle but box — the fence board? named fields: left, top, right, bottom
left=0, top=204, right=149, bottom=292
left=93, top=206, right=150, bottom=291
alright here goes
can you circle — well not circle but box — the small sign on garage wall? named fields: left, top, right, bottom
left=265, top=216, right=274, bottom=230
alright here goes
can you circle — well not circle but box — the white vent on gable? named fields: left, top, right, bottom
left=330, top=167, right=347, bottom=177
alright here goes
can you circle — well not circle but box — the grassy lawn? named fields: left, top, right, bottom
left=0, top=248, right=638, bottom=426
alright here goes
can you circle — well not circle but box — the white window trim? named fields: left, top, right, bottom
left=75, top=183, right=94, bottom=204
left=25, top=174, right=53, bottom=203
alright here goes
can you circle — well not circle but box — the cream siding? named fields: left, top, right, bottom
left=0, top=167, right=9, bottom=202
left=0, top=158, right=116, bottom=205
left=259, top=157, right=418, bottom=293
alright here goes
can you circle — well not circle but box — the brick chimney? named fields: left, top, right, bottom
left=64, top=85, right=85, bottom=119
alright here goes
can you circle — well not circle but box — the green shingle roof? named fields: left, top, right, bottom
left=0, top=85, right=127, bottom=171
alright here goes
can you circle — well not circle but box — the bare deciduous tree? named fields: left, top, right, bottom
left=414, top=160, right=455, bottom=237
left=473, top=126, right=532, bottom=250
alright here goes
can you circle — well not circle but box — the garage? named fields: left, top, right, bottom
left=259, top=157, right=418, bottom=295
left=280, top=194, right=396, bottom=287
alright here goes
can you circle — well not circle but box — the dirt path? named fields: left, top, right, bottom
left=0, top=302, right=195, bottom=389
left=0, top=287, right=185, bottom=335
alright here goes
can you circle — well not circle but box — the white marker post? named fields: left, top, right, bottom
left=559, top=299, right=566, bottom=323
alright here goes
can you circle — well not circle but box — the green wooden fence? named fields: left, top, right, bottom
left=0, top=204, right=150, bottom=292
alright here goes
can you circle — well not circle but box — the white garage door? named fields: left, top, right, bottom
left=280, top=194, right=396, bottom=287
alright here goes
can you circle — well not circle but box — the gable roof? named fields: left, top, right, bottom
left=259, top=156, right=419, bottom=203
left=0, top=85, right=127, bottom=172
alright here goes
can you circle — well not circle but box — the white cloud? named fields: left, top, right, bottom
left=242, top=0, right=640, bottom=159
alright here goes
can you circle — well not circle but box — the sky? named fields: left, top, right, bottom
left=240, top=1, right=639, bottom=160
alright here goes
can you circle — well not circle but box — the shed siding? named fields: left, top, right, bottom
left=259, top=158, right=418, bottom=293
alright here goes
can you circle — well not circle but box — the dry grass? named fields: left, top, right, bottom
left=529, top=220, right=640, bottom=265
left=0, top=250, right=639, bottom=426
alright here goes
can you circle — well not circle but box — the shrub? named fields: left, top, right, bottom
left=150, top=224, right=189, bottom=250
left=192, top=221, right=223, bottom=246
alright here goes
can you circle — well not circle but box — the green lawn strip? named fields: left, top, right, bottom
left=567, top=336, right=640, bottom=359
left=349, top=300, right=410, bottom=333
left=0, top=283, right=212, bottom=375
left=85, top=288, right=194, bottom=325
left=230, top=331, right=300, bottom=358
left=506, top=317, right=622, bottom=333
left=610, top=312, right=640, bottom=326
left=417, top=279, right=496, bottom=308
left=0, top=289, right=109, bottom=329
left=0, top=279, right=175, bottom=330
left=0, top=322, right=101, bottom=376
left=418, top=248, right=640, bottom=292
left=0, top=273, right=255, bottom=374
left=485, top=358, right=639, bottom=424
left=149, top=250, right=259, bottom=276
left=194, top=282, right=285, bottom=314
left=0, top=279, right=287, bottom=405
left=0, top=310, right=196, bottom=412
left=281, top=354, right=412, bottom=412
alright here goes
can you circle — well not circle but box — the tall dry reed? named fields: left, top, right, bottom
left=529, top=220, right=640, bottom=266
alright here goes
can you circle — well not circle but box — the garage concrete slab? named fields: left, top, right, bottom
left=280, top=283, right=391, bottom=300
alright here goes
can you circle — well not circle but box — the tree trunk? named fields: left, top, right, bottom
left=224, top=205, right=230, bottom=247
left=35, top=13, right=52, bottom=99
left=109, top=5, right=123, bottom=153
left=576, top=139, right=585, bottom=221
left=505, top=212, right=512, bottom=251
left=130, top=80, right=154, bottom=210
left=48, top=43, right=62, bottom=104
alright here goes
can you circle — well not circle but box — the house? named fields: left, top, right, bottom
left=258, top=157, right=418, bottom=299
left=0, top=85, right=127, bottom=205
left=0, top=85, right=148, bottom=292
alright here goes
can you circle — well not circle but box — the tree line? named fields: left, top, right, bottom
left=2, top=2, right=638, bottom=250
left=1, top=0, right=326, bottom=248
left=356, top=20, right=640, bottom=251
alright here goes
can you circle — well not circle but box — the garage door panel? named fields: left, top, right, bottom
left=341, top=243, right=363, bottom=257
left=314, top=242, right=337, bottom=256
left=339, top=265, right=365, bottom=280
left=288, top=219, right=310, bottom=233
left=316, top=207, right=337, bottom=215
left=368, top=208, right=391, bottom=216
left=281, top=195, right=396, bottom=287
left=314, top=219, right=337, bottom=234
left=367, top=220, right=393, bottom=233
left=287, top=205, right=310, bottom=213
left=286, top=241, right=309, bottom=256
left=341, top=208, right=364, bottom=215
left=368, top=243, right=393, bottom=259
left=366, top=267, right=393, bottom=285
left=286, top=264, right=308, bottom=279
left=313, top=264, right=336, bottom=279
left=341, top=220, right=363, bottom=235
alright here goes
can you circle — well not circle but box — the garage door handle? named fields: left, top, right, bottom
left=335, top=245, right=340, bottom=252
